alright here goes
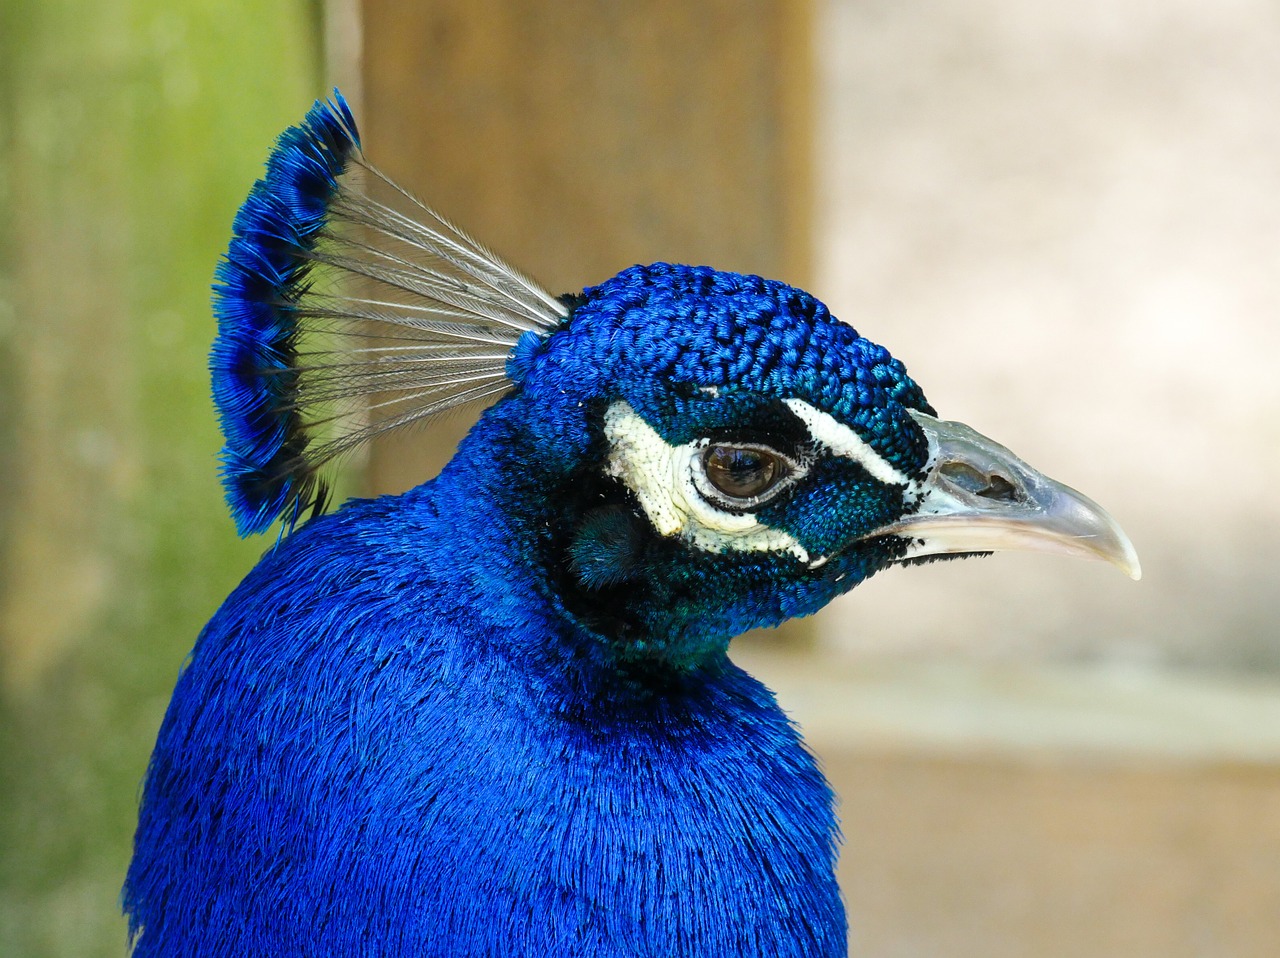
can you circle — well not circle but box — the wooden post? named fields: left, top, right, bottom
left=359, top=0, right=815, bottom=493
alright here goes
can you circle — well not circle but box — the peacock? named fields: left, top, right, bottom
left=123, top=93, right=1139, bottom=957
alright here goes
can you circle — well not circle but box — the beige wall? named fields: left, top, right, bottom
left=812, top=0, right=1280, bottom=672
left=772, top=3, right=1280, bottom=954
left=358, top=0, right=814, bottom=496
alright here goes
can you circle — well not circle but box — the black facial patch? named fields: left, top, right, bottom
left=657, top=391, right=816, bottom=463
left=567, top=504, right=650, bottom=591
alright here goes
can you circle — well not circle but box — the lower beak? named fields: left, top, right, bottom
left=877, top=411, right=1141, bottom=580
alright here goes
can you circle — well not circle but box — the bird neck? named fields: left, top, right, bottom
left=416, top=398, right=744, bottom=693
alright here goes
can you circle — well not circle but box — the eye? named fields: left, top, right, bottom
left=700, top=444, right=789, bottom=503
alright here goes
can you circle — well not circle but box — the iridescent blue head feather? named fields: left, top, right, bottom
left=457, top=262, right=939, bottom=666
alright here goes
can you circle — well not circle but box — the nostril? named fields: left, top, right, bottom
left=939, top=461, right=1019, bottom=501
left=976, top=473, right=1018, bottom=501
left=939, top=461, right=986, bottom=493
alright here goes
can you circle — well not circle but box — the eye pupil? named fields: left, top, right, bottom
left=703, top=446, right=783, bottom=500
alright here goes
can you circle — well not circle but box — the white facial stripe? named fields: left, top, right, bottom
left=783, top=399, right=908, bottom=487
left=603, top=401, right=811, bottom=564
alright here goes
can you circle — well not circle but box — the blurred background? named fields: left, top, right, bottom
left=1, top=1, right=1277, bottom=956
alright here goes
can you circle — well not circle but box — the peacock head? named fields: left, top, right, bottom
left=211, top=93, right=1138, bottom=669
left=481, top=262, right=1138, bottom=665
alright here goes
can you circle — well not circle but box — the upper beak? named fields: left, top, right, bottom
left=877, top=411, right=1141, bottom=580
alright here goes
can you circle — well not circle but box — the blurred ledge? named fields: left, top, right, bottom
left=733, top=647, right=1280, bottom=767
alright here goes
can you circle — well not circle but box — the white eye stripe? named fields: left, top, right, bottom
left=603, top=401, right=811, bottom=563
left=782, top=399, right=908, bottom=487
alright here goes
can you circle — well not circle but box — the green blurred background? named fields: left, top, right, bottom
left=0, top=1, right=320, bottom=953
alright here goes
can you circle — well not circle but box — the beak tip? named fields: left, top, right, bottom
left=896, top=411, right=1145, bottom=584
left=1102, top=530, right=1142, bottom=581
left=1120, top=549, right=1143, bottom=582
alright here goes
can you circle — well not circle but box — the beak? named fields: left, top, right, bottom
left=877, top=411, right=1141, bottom=580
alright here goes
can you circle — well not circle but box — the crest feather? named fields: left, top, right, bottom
left=210, top=92, right=565, bottom=535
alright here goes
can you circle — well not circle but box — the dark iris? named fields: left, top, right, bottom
left=703, top=445, right=784, bottom=501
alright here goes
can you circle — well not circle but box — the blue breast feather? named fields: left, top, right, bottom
left=125, top=410, right=844, bottom=956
